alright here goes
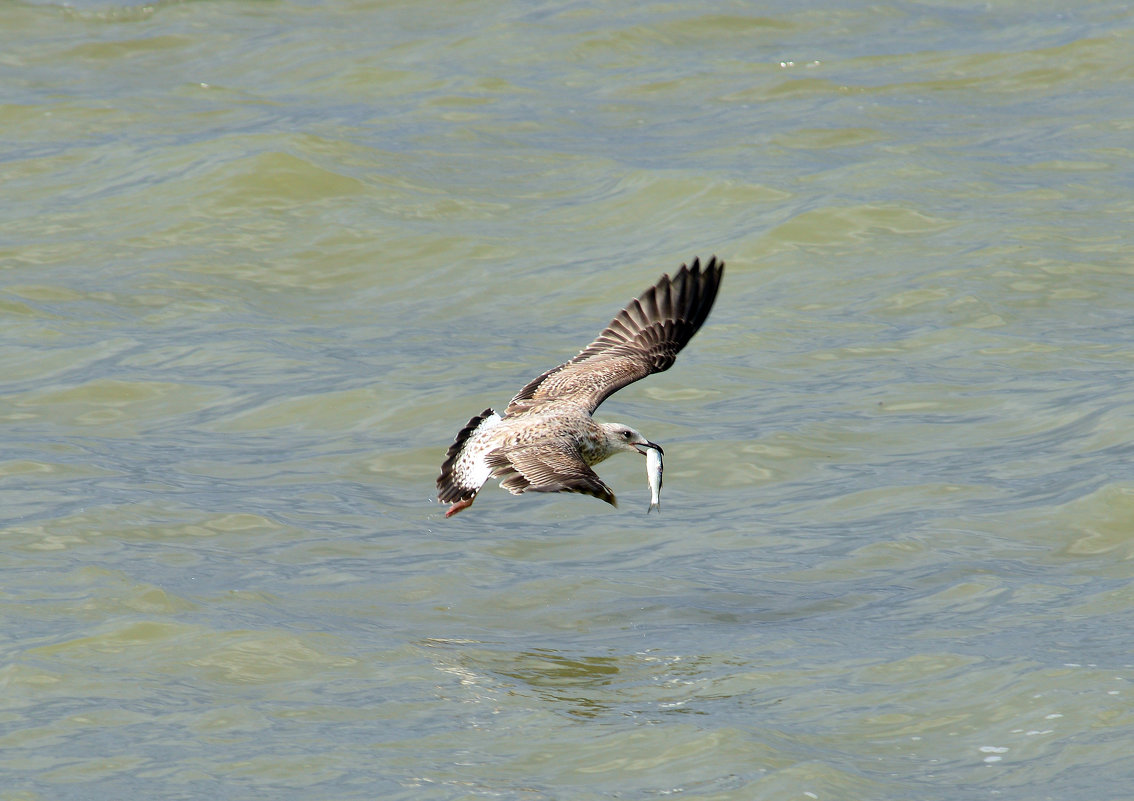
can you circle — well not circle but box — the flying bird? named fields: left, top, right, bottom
left=437, top=256, right=724, bottom=517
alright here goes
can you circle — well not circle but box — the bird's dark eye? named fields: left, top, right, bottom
left=622, top=430, right=631, bottom=439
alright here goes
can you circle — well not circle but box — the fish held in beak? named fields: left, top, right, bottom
left=645, top=445, right=663, bottom=513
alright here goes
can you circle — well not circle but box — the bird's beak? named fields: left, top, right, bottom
left=636, top=441, right=664, bottom=456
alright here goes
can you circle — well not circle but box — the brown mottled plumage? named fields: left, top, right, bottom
left=437, top=256, right=724, bottom=516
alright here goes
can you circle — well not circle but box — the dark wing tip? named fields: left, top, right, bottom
left=670, top=255, right=724, bottom=337
left=563, top=478, right=617, bottom=507
left=540, top=478, right=617, bottom=507
left=641, top=254, right=724, bottom=372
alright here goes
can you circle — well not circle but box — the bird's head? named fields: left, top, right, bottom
left=600, top=423, right=664, bottom=457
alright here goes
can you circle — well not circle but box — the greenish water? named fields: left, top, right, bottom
left=4, top=1, right=1134, bottom=799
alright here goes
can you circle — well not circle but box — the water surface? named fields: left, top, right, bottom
left=4, top=1, right=1134, bottom=799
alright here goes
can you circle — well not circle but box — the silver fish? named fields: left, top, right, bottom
left=645, top=445, right=663, bottom=513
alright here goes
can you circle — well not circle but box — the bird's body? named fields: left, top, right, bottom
left=437, top=256, right=724, bottom=517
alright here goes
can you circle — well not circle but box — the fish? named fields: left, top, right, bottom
left=645, top=444, right=663, bottom=513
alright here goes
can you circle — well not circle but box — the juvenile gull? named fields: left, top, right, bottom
left=437, top=256, right=724, bottom=517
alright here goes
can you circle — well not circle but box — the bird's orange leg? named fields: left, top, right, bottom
left=445, top=498, right=474, bottom=518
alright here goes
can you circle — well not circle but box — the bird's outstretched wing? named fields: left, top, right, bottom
left=486, top=441, right=617, bottom=506
left=505, top=256, right=724, bottom=416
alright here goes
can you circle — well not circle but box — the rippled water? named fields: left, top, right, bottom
left=4, top=1, right=1134, bottom=799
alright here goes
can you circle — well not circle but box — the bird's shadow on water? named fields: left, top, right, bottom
left=414, top=524, right=866, bottom=721
left=413, top=575, right=863, bottom=729
left=421, top=636, right=767, bottom=722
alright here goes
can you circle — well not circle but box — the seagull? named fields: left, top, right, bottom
left=437, top=256, right=724, bottom=517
